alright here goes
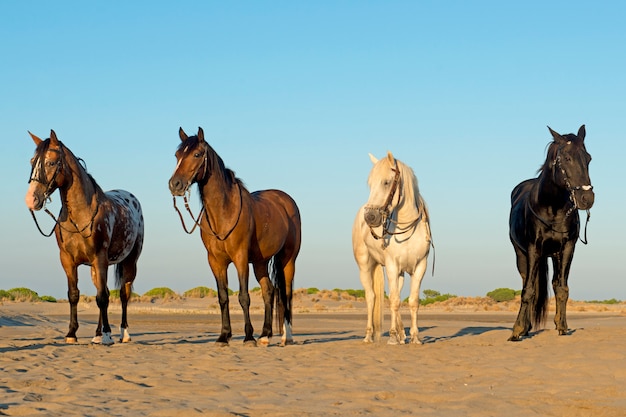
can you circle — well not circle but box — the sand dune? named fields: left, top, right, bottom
left=1, top=296, right=625, bottom=416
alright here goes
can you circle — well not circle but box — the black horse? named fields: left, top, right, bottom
left=508, top=125, right=594, bottom=341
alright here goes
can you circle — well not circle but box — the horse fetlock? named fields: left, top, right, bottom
left=120, top=327, right=131, bottom=343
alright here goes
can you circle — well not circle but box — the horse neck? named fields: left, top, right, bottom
left=534, top=170, right=571, bottom=216
left=199, top=168, right=242, bottom=226
left=59, top=152, right=100, bottom=216
left=395, top=171, right=422, bottom=223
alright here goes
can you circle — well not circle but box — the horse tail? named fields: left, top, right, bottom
left=372, top=264, right=384, bottom=342
left=271, top=255, right=288, bottom=335
left=115, top=264, right=124, bottom=291
left=533, top=257, right=549, bottom=328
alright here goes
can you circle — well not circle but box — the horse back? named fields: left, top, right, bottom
left=248, top=189, right=301, bottom=260
left=509, top=179, right=535, bottom=252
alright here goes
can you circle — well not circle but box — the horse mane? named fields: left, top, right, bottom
left=33, top=138, right=103, bottom=195
left=537, top=133, right=583, bottom=176
left=177, top=135, right=247, bottom=194
left=396, top=158, right=430, bottom=223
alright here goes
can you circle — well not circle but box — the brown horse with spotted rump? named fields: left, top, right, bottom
left=25, top=130, right=144, bottom=345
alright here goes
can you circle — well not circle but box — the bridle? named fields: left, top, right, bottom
left=366, top=162, right=422, bottom=244
left=172, top=142, right=243, bottom=240
left=529, top=143, right=592, bottom=244
left=28, top=146, right=99, bottom=239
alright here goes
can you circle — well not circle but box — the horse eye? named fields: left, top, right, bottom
left=194, top=152, right=202, bottom=158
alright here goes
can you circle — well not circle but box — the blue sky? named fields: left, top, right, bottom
left=1, top=1, right=624, bottom=300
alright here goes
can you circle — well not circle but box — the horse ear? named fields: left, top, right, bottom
left=179, top=127, right=188, bottom=142
left=386, top=151, right=395, bottom=165
left=28, top=131, right=43, bottom=145
left=197, top=127, right=205, bottom=142
left=547, top=126, right=565, bottom=143
left=369, top=153, right=378, bottom=165
left=577, top=124, right=586, bottom=141
left=49, top=130, right=59, bottom=145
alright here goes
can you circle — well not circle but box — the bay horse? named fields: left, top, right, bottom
left=352, top=152, right=433, bottom=344
left=508, top=125, right=594, bottom=341
left=25, top=130, right=144, bottom=345
left=168, top=127, right=301, bottom=346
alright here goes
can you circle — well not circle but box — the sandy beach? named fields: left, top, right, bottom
left=1, top=294, right=625, bottom=416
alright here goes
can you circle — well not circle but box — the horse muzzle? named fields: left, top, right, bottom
left=168, top=177, right=188, bottom=196
left=574, top=187, right=595, bottom=210
left=364, top=207, right=384, bottom=228
left=25, top=185, right=45, bottom=211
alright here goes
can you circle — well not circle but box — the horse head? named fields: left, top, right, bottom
left=25, top=130, right=67, bottom=211
left=363, top=151, right=402, bottom=228
left=168, top=127, right=210, bottom=196
left=547, top=125, right=594, bottom=210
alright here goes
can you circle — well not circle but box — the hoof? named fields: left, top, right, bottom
left=101, top=333, right=115, bottom=346
left=91, top=335, right=102, bottom=344
left=258, top=336, right=271, bottom=346
left=65, top=337, right=78, bottom=344
left=508, top=335, right=522, bottom=342
left=409, top=337, right=422, bottom=345
left=215, top=340, right=229, bottom=347
left=120, top=327, right=131, bottom=343
left=243, top=339, right=257, bottom=347
left=558, top=329, right=569, bottom=336
left=280, top=338, right=294, bottom=347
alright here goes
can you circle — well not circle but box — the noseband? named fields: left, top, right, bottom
left=366, top=163, right=423, bottom=245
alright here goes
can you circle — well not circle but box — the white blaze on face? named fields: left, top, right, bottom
left=25, top=156, right=43, bottom=210
left=25, top=181, right=40, bottom=210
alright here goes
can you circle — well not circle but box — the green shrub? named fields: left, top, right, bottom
left=143, top=287, right=177, bottom=298
left=0, top=289, right=12, bottom=300
left=422, top=289, right=441, bottom=299
left=40, top=295, right=57, bottom=303
left=307, top=287, right=320, bottom=295
left=486, top=288, right=519, bottom=302
left=8, top=287, right=40, bottom=301
left=183, top=286, right=217, bottom=298
left=585, top=298, right=621, bottom=304
left=343, top=289, right=366, bottom=299
left=420, top=292, right=456, bottom=305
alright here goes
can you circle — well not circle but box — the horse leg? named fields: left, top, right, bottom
left=408, top=260, right=427, bottom=344
left=553, top=246, right=574, bottom=335
left=279, top=257, right=296, bottom=346
left=60, top=257, right=80, bottom=344
left=386, top=265, right=404, bottom=345
left=357, top=264, right=376, bottom=343
left=210, top=259, right=232, bottom=346
left=508, top=244, right=534, bottom=342
left=253, top=262, right=274, bottom=346
left=117, top=241, right=141, bottom=343
left=91, top=260, right=114, bottom=345
left=509, top=248, right=536, bottom=341
left=234, top=259, right=256, bottom=346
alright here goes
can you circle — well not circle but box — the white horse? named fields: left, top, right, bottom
left=352, top=152, right=433, bottom=344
